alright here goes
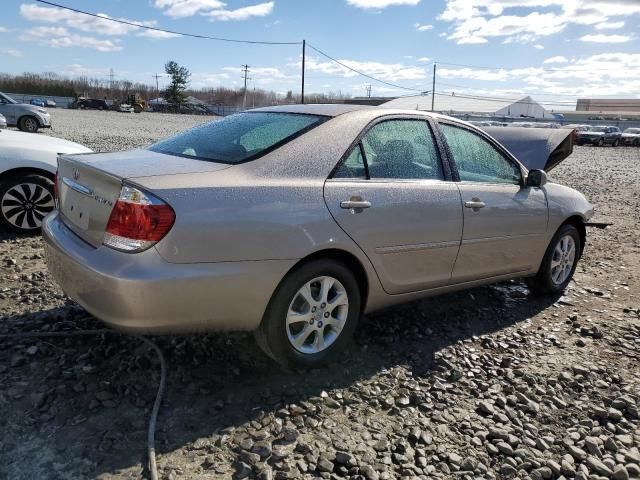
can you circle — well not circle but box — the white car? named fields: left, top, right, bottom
left=0, top=129, right=91, bottom=233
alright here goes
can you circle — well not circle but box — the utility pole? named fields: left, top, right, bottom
left=431, top=63, right=436, bottom=112
left=152, top=73, right=162, bottom=97
left=365, top=84, right=372, bottom=98
left=241, top=64, right=251, bottom=109
left=109, top=68, right=114, bottom=95
left=301, top=40, right=306, bottom=104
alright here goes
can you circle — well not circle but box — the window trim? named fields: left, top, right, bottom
left=435, top=120, right=526, bottom=187
left=328, top=114, right=454, bottom=182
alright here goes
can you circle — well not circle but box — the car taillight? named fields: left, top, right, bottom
left=103, top=185, right=175, bottom=253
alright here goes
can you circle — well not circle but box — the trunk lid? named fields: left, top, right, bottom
left=57, top=149, right=231, bottom=246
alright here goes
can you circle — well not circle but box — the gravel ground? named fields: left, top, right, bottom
left=1, top=110, right=639, bottom=480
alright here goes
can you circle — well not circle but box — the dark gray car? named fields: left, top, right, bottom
left=0, top=92, right=52, bottom=133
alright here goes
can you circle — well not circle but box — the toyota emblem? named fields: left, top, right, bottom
left=73, top=168, right=80, bottom=180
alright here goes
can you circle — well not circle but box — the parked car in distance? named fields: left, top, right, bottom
left=0, top=129, right=91, bottom=233
left=621, top=128, right=640, bottom=146
left=575, top=126, right=622, bottom=146
left=30, top=98, right=45, bottom=107
left=0, top=92, right=51, bottom=133
left=75, top=98, right=109, bottom=110
left=0, top=113, right=6, bottom=129
left=44, top=105, right=593, bottom=369
left=44, top=99, right=57, bottom=108
left=562, top=124, right=590, bottom=132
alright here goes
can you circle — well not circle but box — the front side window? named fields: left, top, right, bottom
left=149, top=112, right=325, bottom=164
left=440, top=123, right=521, bottom=185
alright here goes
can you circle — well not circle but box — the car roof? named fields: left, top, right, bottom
left=250, top=103, right=375, bottom=117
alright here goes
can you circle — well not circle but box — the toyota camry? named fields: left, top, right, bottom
left=43, top=105, right=593, bottom=368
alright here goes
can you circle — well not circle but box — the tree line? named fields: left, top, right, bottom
left=0, top=64, right=353, bottom=107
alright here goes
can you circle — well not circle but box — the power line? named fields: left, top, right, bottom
left=306, top=43, right=425, bottom=92
left=35, top=0, right=301, bottom=45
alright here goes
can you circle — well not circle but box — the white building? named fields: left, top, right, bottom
left=382, top=93, right=550, bottom=118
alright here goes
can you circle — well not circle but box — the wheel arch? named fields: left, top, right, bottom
left=0, top=167, right=55, bottom=185
left=559, top=215, right=586, bottom=257
left=287, top=248, right=370, bottom=312
left=17, top=114, right=40, bottom=127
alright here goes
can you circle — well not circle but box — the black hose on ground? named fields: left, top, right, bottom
left=0, top=326, right=166, bottom=480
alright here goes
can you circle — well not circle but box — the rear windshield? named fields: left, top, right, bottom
left=148, top=112, right=325, bottom=164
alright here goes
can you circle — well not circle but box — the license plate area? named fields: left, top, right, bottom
left=60, top=179, right=93, bottom=231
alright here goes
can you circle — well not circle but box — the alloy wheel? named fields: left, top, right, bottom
left=1, top=182, right=54, bottom=230
left=550, top=234, right=576, bottom=286
left=23, top=117, right=38, bottom=133
left=286, top=276, right=349, bottom=354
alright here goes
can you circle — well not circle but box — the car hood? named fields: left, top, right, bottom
left=622, top=132, right=640, bottom=137
left=482, top=127, right=573, bottom=172
left=0, top=130, right=91, bottom=154
left=66, top=148, right=232, bottom=179
left=578, top=131, right=604, bottom=136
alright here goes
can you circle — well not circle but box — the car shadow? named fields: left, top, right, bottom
left=0, top=281, right=560, bottom=479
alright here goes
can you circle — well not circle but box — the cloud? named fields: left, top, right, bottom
left=543, top=55, right=569, bottom=64
left=580, top=33, right=631, bottom=43
left=438, top=0, right=640, bottom=45
left=533, top=44, right=544, bottom=49
left=0, top=26, right=9, bottom=33
left=137, top=29, right=180, bottom=39
left=20, top=4, right=158, bottom=36
left=20, top=26, right=123, bottom=52
left=414, top=23, right=433, bottom=31
left=346, top=0, right=420, bottom=8
left=0, top=48, right=22, bottom=57
left=204, top=2, right=274, bottom=21
left=417, top=57, right=431, bottom=62
left=595, top=21, right=625, bottom=30
left=301, top=56, right=428, bottom=82
left=154, top=0, right=274, bottom=20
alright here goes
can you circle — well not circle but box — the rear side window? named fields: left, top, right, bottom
left=334, top=119, right=444, bottom=180
left=440, top=124, right=521, bottom=185
left=149, top=112, right=325, bottom=164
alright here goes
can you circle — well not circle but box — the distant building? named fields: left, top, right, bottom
left=382, top=93, right=549, bottom=118
left=576, top=98, right=640, bottom=113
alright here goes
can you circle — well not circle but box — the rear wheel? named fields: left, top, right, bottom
left=0, top=174, right=55, bottom=234
left=527, top=224, right=581, bottom=295
left=255, top=259, right=361, bottom=369
left=612, top=139, right=619, bottom=147
left=596, top=138, right=604, bottom=147
left=18, top=116, right=39, bottom=133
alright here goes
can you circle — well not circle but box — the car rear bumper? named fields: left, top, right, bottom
left=42, top=211, right=295, bottom=333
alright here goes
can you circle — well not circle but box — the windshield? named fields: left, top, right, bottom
left=589, top=127, right=607, bottom=132
left=148, top=112, right=326, bottom=164
left=0, top=92, right=17, bottom=104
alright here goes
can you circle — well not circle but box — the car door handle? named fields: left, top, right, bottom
left=340, top=198, right=371, bottom=210
left=464, top=199, right=486, bottom=211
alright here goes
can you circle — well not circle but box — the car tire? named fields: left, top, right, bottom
left=596, top=138, right=604, bottom=147
left=255, top=259, right=361, bottom=369
left=18, top=116, right=39, bottom=133
left=526, top=224, right=581, bottom=296
left=0, top=174, right=55, bottom=234
left=612, top=139, right=619, bottom=147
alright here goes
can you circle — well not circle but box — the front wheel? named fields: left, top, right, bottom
left=527, top=224, right=581, bottom=295
left=18, top=116, right=39, bottom=133
left=0, top=175, right=55, bottom=234
left=255, top=259, right=361, bottom=369
left=596, top=138, right=604, bottom=147
left=612, top=139, right=619, bottom=147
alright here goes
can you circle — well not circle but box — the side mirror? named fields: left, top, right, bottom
left=526, top=169, right=547, bottom=188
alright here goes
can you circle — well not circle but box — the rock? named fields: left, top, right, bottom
left=478, top=401, right=495, bottom=416
left=360, top=465, right=379, bottom=480
left=497, top=442, right=514, bottom=456
left=568, top=446, right=587, bottom=461
left=460, top=457, right=478, bottom=472
left=317, top=459, right=334, bottom=473
left=448, top=452, right=463, bottom=466
left=612, top=465, right=629, bottom=480
left=501, top=463, right=517, bottom=476
left=585, top=456, right=613, bottom=476
left=335, top=452, right=354, bottom=466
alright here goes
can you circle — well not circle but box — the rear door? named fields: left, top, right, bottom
left=324, top=117, right=463, bottom=294
left=437, top=122, right=548, bottom=282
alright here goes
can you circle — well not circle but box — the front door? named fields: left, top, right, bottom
left=324, top=118, right=463, bottom=294
left=438, top=122, right=548, bottom=282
